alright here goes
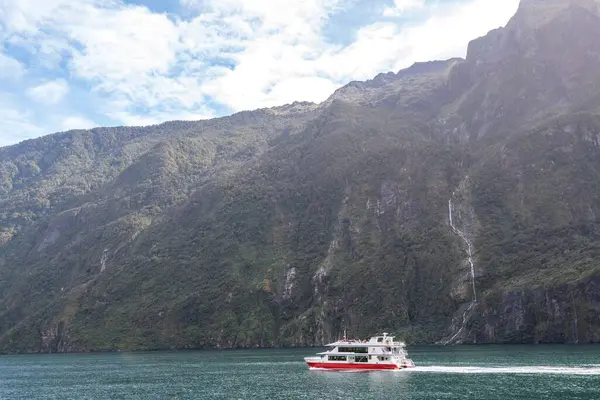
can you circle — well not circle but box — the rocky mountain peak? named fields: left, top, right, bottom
left=516, top=0, right=600, bottom=21
left=453, top=0, right=600, bottom=139
left=467, top=0, right=600, bottom=64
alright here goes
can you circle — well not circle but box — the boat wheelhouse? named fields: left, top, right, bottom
left=304, top=333, right=415, bottom=370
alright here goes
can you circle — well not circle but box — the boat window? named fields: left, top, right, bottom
left=377, top=337, right=383, bottom=342
left=339, top=347, right=368, bottom=354
left=328, top=355, right=347, bottom=361
left=355, top=356, right=368, bottom=363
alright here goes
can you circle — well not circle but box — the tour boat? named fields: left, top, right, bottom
left=304, top=333, right=415, bottom=371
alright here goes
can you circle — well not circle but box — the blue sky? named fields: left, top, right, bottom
left=0, top=0, right=519, bottom=147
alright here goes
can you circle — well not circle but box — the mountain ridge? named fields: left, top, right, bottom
left=2, top=0, right=600, bottom=352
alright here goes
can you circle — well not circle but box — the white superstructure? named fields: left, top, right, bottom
left=304, top=333, right=415, bottom=370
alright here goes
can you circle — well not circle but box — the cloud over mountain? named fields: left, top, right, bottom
left=0, top=0, right=518, bottom=146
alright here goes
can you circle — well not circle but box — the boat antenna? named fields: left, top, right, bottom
left=343, top=327, right=347, bottom=340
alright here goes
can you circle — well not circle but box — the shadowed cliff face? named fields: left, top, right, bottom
left=2, top=0, right=600, bottom=352
left=475, top=275, right=600, bottom=344
left=451, top=0, right=600, bottom=140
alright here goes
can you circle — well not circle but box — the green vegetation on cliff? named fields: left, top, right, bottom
left=2, top=0, right=600, bottom=352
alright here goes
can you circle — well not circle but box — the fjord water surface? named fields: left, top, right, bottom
left=1, top=345, right=600, bottom=399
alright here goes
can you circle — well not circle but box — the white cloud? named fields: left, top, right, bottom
left=68, top=6, right=179, bottom=84
left=0, top=52, right=24, bottom=79
left=60, top=116, right=97, bottom=131
left=193, top=0, right=351, bottom=111
left=194, top=0, right=520, bottom=111
left=0, top=0, right=521, bottom=145
left=400, top=0, right=520, bottom=66
left=1, top=0, right=195, bottom=124
left=316, top=23, right=401, bottom=82
left=383, top=0, right=425, bottom=17
left=184, top=0, right=343, bottom=33
left=26, top=79, right=69, bottom=105
left=0, top=101, right=44, bottom=147
left=0, top=0, right=69, bottom=34
left=265, top=77, right=340, bottom=106
left=317, top=0, right=520, bottom=82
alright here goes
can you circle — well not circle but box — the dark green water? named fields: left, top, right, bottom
left=1, top=345, right=600, bottom=399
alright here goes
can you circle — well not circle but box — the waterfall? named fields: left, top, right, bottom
left=443, top=197, right=477, bottom=345
left=100, top=249, right=108, bottom=272
left=448, top=199, right=476, bottom=302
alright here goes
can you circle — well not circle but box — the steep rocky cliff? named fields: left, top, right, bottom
left=2, top=0, right=600, bottom=352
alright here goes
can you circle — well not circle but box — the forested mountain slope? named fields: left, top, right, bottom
left=1, top=0, right=600, bottom=352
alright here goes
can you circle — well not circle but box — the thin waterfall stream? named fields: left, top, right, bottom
left=444, top=197, right=477, bottom=344
left=449, top=199, right=477, bottom=302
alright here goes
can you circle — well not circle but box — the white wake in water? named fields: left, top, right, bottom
left=409, top=365, right=600, bottom=375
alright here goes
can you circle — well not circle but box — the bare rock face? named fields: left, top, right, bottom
left=454, top=0, right=600, bottom=140
left=474, top=276, right=600, bottom=344
left=41, top=322, right=72, bottom=353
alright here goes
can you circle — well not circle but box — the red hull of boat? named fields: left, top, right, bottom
left=307, top=362, right=412, bottom=370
